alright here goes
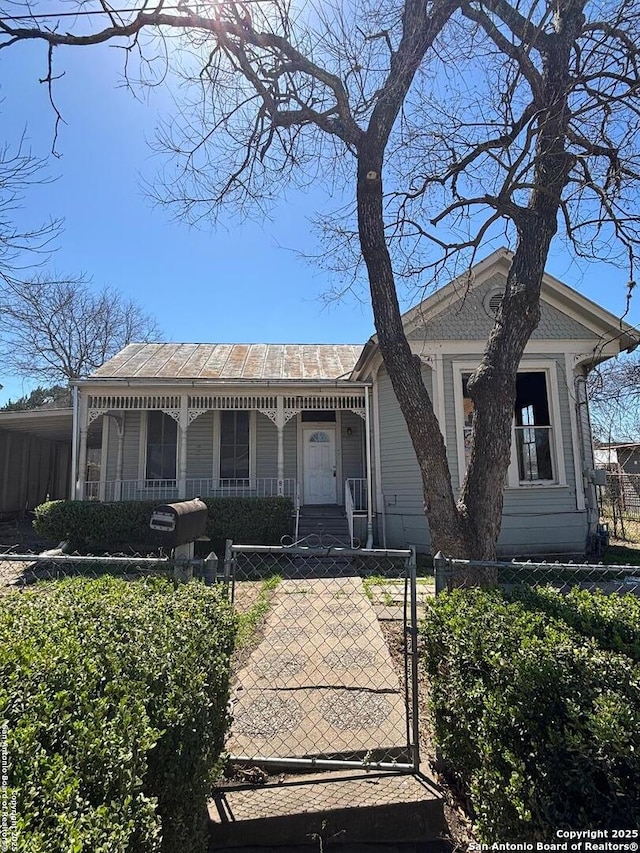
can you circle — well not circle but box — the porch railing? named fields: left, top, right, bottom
left=84, top=478, right=297, bottom=502
left=344, top=478, right=368, bottom=547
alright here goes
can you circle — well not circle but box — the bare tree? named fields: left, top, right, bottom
left=0, top=131, right=61, bottom=284
left=0, top=274, right=162, bottom=384
left=2, top=0, right=638, bottom=561
left=589, top=353, right=640, bottom=444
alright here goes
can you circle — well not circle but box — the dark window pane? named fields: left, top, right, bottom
left=147, top=446, right=163, bottom=480
left=301, top=411, right=336, bottom=422
left=146, top=412, right=177, bottom=480
left=162, top=445, right=176, bottom=479
left=236, top=411, right=250, bottom=441
left=220, top=411, right=250, bottom=479
left=147, top=410, right=164, bottom=443
left=515, top=372, right=550, bottom=426
left=221, top=411, right=235, bottom=444
left=516, top=428, right=553, bottom=481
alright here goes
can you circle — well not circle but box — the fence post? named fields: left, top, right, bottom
left=172, top=558, right=193, bottom=584
left=434, top=551, right=447, bottom=595
left=408, top=546, right=420, bottom=773
left=203, top=552, right=218, bottom=586
left=223, top=539, right=234, bottom=602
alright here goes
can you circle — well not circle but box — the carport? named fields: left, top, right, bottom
left=0, top=408, right=75, bottom=515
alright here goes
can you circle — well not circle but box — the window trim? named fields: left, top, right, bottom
left=138, top=410, right=179, bottom=484
left=452, top=360, right=566, bottom=489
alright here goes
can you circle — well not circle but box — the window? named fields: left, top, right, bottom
left=220, top=411, right=250, bottom=479
left=457, top=366, right=561, bottom=487
left=301, top=410, right=336, bottom=422
left=514, top=372, right=553, bottom=482
left=146, top=411, right=177, bottom=480
left=461, top=374, right=475, bottom=468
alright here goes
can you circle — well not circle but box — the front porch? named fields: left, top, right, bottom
left=74, top=387, right=374, bottom=545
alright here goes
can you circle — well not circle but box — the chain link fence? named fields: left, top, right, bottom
left=225, top=540, right=420, bottom=773
left=434, top=551, right=640, bottom=594
left=598, top=471, right=640, bottom=542
left=0, top=549, right=221, bottom=591
left=1, top=533, right=421, bottom=774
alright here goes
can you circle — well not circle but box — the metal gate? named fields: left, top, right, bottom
left=224, top=541, right=420, bottom=773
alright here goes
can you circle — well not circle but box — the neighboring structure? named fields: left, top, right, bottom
left=0, top=409, right=74, bottom=515
left=52, top=249, right=640, bottom=555
left=595, top=442, right=640, bottom=474
left=594, top=441, right=640, bottom=525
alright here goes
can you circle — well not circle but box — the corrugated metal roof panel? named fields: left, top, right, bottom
left=92, top=343, right=364, bottom=381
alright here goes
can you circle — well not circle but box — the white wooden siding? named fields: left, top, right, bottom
left=375, top=357, right=589, bottom=556
left=186, top=411, right=215, bottom=479
left=122, top=412, right=142, bottom=480
left=341, top=411, right=365, bottom=480
left=255, top=413, right=297, bottom=479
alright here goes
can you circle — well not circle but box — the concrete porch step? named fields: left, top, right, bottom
left=209, top=770, right=448, bottom=850
left=299, top=504, right=346, bottom=517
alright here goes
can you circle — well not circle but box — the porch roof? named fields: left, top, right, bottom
left=0, top=407, right=73, bottom=443
left=91, top=343, right=364, bottom=382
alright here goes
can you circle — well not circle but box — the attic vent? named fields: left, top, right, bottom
left=488, top=291, right=504, bottom=314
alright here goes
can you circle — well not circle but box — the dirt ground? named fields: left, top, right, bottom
left=0, top=515, right=53, bottom=553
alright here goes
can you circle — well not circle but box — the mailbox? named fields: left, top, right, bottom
left=150, top=498, right=208, bottom=548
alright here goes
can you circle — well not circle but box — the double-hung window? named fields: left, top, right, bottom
left=145, top=411, right=178, bottom=481
left=456, top=364, right=563, bottom=487
left=220, top=411, right=250, bottom=481
left=514, top=372, right=554, bottom=483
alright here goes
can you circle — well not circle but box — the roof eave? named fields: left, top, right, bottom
left=77, top=377, right=372, bottom=388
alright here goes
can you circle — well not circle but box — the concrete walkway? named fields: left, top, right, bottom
left=227, top=577, right=407, bottom=763
left=210, top=578, right=447, bottom=850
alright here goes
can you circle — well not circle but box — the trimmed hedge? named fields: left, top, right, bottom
left=0, top=576, right=237, bottom=852
left=423, top=588, right=640, bottom=841
left=508, top=584, right=640, bottom=661
left=33, top=496, right=293, bottom=555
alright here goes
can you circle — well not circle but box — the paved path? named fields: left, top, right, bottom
left=228, top=577, right=407, bottom=763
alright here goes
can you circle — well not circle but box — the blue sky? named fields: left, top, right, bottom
left=1, top=33, right=638, bottom=406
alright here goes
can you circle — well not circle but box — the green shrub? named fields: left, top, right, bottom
left=33, top=496, right=293, bottom=555
left=422, top=588, right=640, bottom=840
left=0, top=576, right=237, bottom=852
left=509, top=584, right=640, bottom=660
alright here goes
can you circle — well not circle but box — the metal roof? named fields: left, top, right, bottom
left=91, top=343, right=364, bottom=381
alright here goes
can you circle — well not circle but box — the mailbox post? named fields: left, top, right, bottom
left=150, top=498, right=208, bottom=567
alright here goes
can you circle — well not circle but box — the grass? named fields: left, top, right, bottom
left=235, top=574, right=281, bottom=648
left=362, top=574, right=434, bottom=605
left=603, top=544, right=640, bottom=566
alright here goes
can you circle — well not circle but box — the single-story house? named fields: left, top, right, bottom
left=13, top=248, right=640, bottom=556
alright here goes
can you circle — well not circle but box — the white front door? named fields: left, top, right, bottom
left=303, top=428, right=336, bottom=504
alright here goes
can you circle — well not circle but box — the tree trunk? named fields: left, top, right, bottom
left=356, top=150, right=476, bottom=558
left=457, top=0, right=583, bottom=561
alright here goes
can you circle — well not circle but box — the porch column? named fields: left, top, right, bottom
left=276, top=396, right=285, bottom=496
left=114, top=415, right=124, bottom=501
left=365, top=386, right=374, bottom=548
left=77, top=392, right=89, bottom=501
left=99, top=416, right=108, bottom=501
left=70, top=386, right=79, bottom=499
left=178, top=396, right=188, bottom=499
